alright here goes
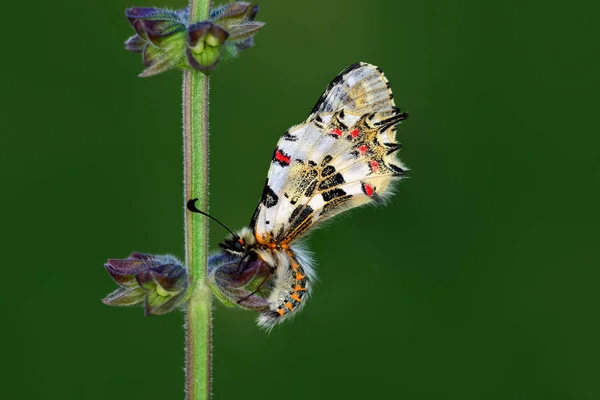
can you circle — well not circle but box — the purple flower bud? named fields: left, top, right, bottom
left=124, top=3, right=264, bottom=76
left=124, top=7, right=187, bottom=77
left=207, top=254, right=274, bottom=310
left=103, top=253, right=188, bottom=315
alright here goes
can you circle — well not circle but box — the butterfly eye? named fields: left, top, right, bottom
left=221, top=238, right=244, bottom=253
left=232, top=240, right=244, bottom=252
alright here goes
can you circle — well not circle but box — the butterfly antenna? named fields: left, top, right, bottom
left=186, top=198, right=239, bottom=239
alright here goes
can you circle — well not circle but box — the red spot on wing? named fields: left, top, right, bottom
left=358, top=145, right=368, bottom=154
left=369, top=160, right=379, bottom=173
left=349, top=129, right=360, bottom=138
left=362, top=182, right=374, bottom=197
left=275, top=149, right=291, bottom=165
left=330, top=128, right=343, bottom=137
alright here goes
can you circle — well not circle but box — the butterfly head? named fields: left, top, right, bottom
left=219, top=236, right=246, bottom=254
left=218, top=227, right=257, bottom=255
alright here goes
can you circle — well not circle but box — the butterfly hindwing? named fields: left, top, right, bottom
left=252, top=62, right=408, bottom=244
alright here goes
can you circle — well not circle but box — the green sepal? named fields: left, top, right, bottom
left=212, top=2, right=258, bottom=26
left=227, top=22, right=265, bottom=42
left=144, top=289, right=186, bottom=316
left=102, top=287, right=146, bottom=307
left=140, top=32, right=186, bottom=77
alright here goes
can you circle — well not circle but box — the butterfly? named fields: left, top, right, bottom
left=190, top=62, right=408, bottom=329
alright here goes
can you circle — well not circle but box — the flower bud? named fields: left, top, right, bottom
left=124, top=3, right=264, bottom=76
left=207, top=253, right=273, bottom=310
left=125, top=7, right=188, bottom=77
left=186, top=22, right=229, bottom=71
left=208, top=2, right=265, bottom=55
left=103, top=253, right=188, bottom=315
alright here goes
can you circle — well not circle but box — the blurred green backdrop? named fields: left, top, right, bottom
left=1, top=0, right=598, bottom=399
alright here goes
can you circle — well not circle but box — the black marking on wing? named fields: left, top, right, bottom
left=261, top=184, right=279, bottom=208
left=282, top=130, right=297, bottom=141
left=288, top=205, right=314, bottom=235
left=350, top=147, right=367, bottom=158
left=275, top=225, right=285, bottom=242
left=386, top=82, right=395, bottom=102
left=322, top=188, right=347, bottom=202
left=333, top=111, right=348, bottom=131
left=321, top=155, right=333, bottom=167
left=318, top=172, right=345, bottom=191
left=321, top=165, right=336, bottom=177
left=384, top=142, right=402, bottom=154
left=374, top=111, right=409, bottom=130
left=313, top=115, right=325, bottom=129
left=250, top=205, right=260, bottom=230
left=250, top=179, right=269, bottom=229
left=289, top=169, right=318, bottom=205
left=304, top=180, right=317, bottom=197
left=389, top=164, right=406, bottom=176
left=321, top=194, right=353, bottom=216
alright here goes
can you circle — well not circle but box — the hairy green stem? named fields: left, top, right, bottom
left=184, top=1, right=212, bottom=399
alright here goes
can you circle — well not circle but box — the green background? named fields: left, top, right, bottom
left=2, top=0, right=598, bottom=399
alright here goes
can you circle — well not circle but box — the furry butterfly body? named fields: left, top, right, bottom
left=207, top=62, right=408, bottom=328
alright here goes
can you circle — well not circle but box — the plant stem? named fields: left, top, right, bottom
left=184, top=1, right=212, bottom=399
